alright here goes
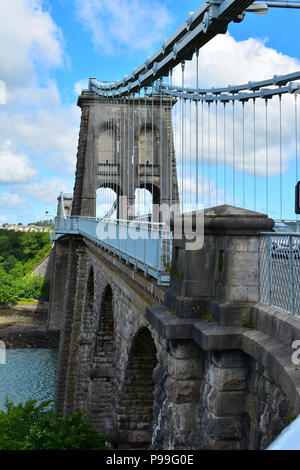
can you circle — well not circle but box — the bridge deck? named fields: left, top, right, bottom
left=53, top=216, right=171, bottom=286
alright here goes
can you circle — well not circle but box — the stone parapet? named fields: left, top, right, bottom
left=166, top=204, right=274, bottom=323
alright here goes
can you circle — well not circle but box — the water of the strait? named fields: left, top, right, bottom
left=0, top=349, right=58, bottom=411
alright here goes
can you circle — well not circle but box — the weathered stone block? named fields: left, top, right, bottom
left=153, top=364, right=165, bottom=385
left=167, top=339, right=199, bottom=359
left=208, top=366, right=248, bottom=391
left=165, top=377, right=200, bottom=404
left=167, top=355, right=202, bottom=381
left=210, top=300, right=252, bottom=327
left=211, top=350, right=249, bottom=369
left=225, top=237, right=249, bottom=253
left=208, top=438, right=242, bottom=451
left=207, top=390, right=245, bottom=416
left=118, top=430, right=150, bottom=443
left=223, top=285, right=248, bottom=302
left=203, top=411, right=243, bottom=440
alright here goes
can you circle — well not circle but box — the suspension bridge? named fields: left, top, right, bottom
left=50, top=0, right=300, bottom=450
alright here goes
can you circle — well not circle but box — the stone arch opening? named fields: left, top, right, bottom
left=96, top=187, right=119, bottom=219
left=138, top=124, right=159, bottom=165
left=134, top=187, right=153, bottom=218
left=118, top=327, right=157, bottom=448
left=135, top=184, right=160, bottom=221
left=140, top=183, right=160, bottom=205
left=87, top=284, right=115, bottom=435
left=98, top=122, right=119, bottom=165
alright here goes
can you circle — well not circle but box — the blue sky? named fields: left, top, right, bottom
left=0, top=0, right=300, bottom=224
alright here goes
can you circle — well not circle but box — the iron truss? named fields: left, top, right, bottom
left=88, top=0, right=256, bottom=97
left=159, top=71, right=300, bottom=102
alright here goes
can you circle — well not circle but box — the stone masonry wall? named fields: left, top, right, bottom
left=58, top=241, right=165, bottom=444
left=53, top=237, right=298, bottom=450
left=245, top=358, right=294, bottom=449
left=87, top=285, right=115, bottom=432
left=151, top=345, right=294, bottom=450
left=30, top=250, right=54, bottom=280
left=118, top=328, right=157, bottom=447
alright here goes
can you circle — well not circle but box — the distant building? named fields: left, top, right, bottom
left=0, top=224, right=54, bottom=233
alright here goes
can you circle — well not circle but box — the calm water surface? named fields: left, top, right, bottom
left=0, top=349, right=58, bottom=411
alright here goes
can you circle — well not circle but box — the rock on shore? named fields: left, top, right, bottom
left=0, top=303, right=60, bottom=349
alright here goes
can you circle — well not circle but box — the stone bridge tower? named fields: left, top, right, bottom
left=71, top=90, right=179, bottom=220
left=49, top=85, right=300, bottom=451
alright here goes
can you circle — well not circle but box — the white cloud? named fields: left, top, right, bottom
left=74, top=0, right=172, bottom=54
left=0, top=192, right=27, bottom=209
left=0, top=0, right=63, bottom=89
left=0, top=0, right=79, bottom=224
left=0, top=2, right=79, bottom=180
left=0, top=144, right=37, bottom=183
left=20, top=177, right=74, bottom=206
left=173, top=34, right=300, bottom=88
left=74, top=79, right=89, bottom=96
left=178, top=174, right=236, bottom=210
left=0, top=100, right=80, bottom=174
left=0, top=83, right=80, bottom=175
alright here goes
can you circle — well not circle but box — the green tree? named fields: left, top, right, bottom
left=0, top=230, right=52, bottom=303
left=0, top=398, right=113, bottom=450
left=2, top=255, right=17, bottom=273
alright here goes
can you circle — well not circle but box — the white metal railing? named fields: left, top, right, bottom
left=54, top=216, right=172, bottom=286
left=260, top=233, right=300, bottom=317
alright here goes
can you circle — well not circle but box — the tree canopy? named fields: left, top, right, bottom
left=0, top=230, right=52, bottom=303
left=0, top=398, right=112, bottom=450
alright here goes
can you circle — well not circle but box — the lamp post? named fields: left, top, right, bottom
left=246, top=1, right=300, bottom=14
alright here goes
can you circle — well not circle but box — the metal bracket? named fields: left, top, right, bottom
left=185, top=12, right=194, bottom=30
left=202, top=4, right=228, bottom=34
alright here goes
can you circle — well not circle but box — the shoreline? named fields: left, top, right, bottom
left=0, top=303, right=60, bottom=349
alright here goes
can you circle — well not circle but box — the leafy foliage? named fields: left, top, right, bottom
left=0, top=230, right=52, bottom=303
left=0, top=398, right=111, bottom=450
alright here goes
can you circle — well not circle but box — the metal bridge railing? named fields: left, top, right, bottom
left=54, top=216, right=172, bottom=286
left=260, top=233, right=300, bottom=317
